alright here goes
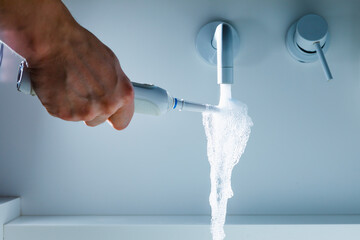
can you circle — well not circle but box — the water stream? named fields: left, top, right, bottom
left=203, top=84, right=253, bottom=240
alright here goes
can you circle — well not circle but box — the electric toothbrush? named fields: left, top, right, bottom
left=16, top=61, right=218, bottom=115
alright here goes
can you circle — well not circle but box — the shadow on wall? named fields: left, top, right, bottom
left=233, top=17, right=271, bottom=66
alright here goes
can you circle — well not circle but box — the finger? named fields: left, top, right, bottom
left=107, top=100, right=134, bottom=130
left=84, top=115, right=109, bottom=127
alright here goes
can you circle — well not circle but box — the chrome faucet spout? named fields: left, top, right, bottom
left=212, top=23, right=234, bottom=85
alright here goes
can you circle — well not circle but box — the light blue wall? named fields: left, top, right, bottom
left=1, top=0, right=360, bottom=215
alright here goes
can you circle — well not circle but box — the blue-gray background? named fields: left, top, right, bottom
left=1, top=0, right=360, bottom=215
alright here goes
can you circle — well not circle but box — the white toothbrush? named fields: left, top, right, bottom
left=16, top=61, right=218, bottom=116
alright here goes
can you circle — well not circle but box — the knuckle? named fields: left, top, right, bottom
left=124, top=81, right=134, bottom=97
left=57, top=109, right=74, bottom=121
left=113, top=82, right=134, bottom=106
left=123, top=85, right=134, bottom=104
left=100, top=99, right=118, bottom=116
left=75, top=104, right=96, bottom=121
left=41, top=96, right=76, bottom=121
left=97, top=77, right=134, bottom=116
left=53, top=105, right=97, bottom=122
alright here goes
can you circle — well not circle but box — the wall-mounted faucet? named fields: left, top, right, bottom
left=196, top=21, right=240, bottom=85
left=286, top=14, right=333, bottom=81
left=213, top=23, right=234, bottom=84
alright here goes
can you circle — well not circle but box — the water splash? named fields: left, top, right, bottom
left=203, top=84, right=253, bottom=240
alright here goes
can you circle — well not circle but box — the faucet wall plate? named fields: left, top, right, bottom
left=196, top=21, right=240, bottom=65
left=286, top=14, right=330, bottom=63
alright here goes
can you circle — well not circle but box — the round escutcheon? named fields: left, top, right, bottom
left=195, top=21, right=240, bottom=65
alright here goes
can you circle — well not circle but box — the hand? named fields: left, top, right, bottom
left=0, top=0, right=134, bottom=130
left=30, top=25, right=135, bottom=130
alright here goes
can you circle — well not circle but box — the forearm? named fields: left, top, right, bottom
left=0, top=0, right=77, bottom=65
left=0, top=0, right=134, bottom=130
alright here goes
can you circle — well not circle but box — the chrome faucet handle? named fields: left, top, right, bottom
left=286, top=14, right=333, bottom=81
left=314, top=41, right=333, bottom=80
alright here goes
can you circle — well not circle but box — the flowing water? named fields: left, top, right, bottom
left=203, top=84, right=253, bottom=240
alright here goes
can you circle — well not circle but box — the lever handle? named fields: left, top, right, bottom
left=314, top=42, right=333, bottom=81
left=286, top=14, right=334, bottom=81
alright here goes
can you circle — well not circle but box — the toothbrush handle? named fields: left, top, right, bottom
left=16, top=61, right=173, bottom=115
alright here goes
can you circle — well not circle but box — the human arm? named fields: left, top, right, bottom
left=0, top=0, right=134, bottom=130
